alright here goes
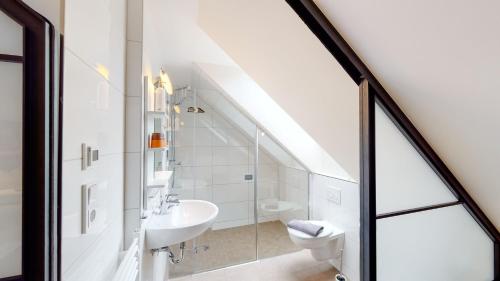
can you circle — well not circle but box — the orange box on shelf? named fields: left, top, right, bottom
left=149, top=132, right=167, bottom=148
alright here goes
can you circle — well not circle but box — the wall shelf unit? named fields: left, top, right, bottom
left=146, top=111, right=167, bottom=117
left=147, top=147, right=169, bottom=152
left=142, top=76, right=175, bottom=212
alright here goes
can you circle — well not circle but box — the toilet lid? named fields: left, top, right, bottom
left=287, top=220, right=334, bottom=239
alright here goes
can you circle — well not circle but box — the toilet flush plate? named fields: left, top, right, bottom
left=327, top=187, right=341, bottom=205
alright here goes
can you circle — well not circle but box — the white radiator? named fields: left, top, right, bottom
left=112, top=238, right=139, bottom=281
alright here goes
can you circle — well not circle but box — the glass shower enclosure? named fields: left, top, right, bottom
left=166, top=70, right=309, bottom=278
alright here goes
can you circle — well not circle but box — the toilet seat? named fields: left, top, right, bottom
left=287, top=220, right=345, bottom=261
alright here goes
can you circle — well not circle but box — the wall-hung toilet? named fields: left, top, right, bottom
left=287, top=220, right=344, bottom=261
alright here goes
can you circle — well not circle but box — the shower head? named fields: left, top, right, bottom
left=187, top=106, right=205, bottom=113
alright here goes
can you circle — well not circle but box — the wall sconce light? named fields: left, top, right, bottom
left=157, top=68, right=173, bottom=95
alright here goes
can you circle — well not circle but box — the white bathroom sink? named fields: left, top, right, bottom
left=145, top=200, right=218, bottom=249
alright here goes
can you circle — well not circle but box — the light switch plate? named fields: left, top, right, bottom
left=82, top=182, right=107, bottom=234
left=327, top=187, right=341, bottom=205
left=81, top=143, right=100, bottom=170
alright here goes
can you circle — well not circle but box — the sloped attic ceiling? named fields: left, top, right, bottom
left=313, top=0, right=500, bottom=228
left=198, top=0, right=359, bottom=181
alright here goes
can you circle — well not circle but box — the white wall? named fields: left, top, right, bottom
left=310, top=174, right=360, bottom=281
left=61, top=0, right=126, bottom=280
left=142, top=0, right=235, bottom=87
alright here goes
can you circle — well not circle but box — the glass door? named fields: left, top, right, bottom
left=168, top=75, right=258, bottom=278
left=256, top=128, right=308, bottom=259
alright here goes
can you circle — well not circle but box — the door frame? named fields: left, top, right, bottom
left=286, top=0, right=500, bottom=280
left=0, top=1, right=61, bottom=280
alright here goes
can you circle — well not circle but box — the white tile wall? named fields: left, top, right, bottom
left=212, top=165, right=251, bottom=185
left=124, top=0, right=144, bottom=254
left=62, top=220, right=123, bottom=281
left=212, top=183, right=249, bottom=203
left=62, top=155, right=124, bottom=239
left=213, top=147, right=249, bottom=165
left=277, top=166, right=309, bottom=224
left=310, top=174, right=360, bottom=281
left=125, top=96, right=142, bottom=153
left=124, top=208, right=141, bottom=249
left=62, top=0, right=126, bottom=280
left=63, top=51, right=125, bottom=161
left=125, top=152, right=141, bottom=209
left=193, top=186, right=213, bottom=201
left=125, top=42, right=143, bottom=96
left=216, top=201, right=249, bottom=222
left=175, top=146, right=212, bottom=166
left=65, top=0, right=126, bottom=92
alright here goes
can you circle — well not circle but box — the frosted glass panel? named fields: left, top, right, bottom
left=375, top=104, right=456, bottom=214
left=0, top=11, right=23, bottom=56
left=377, top=205, right=494, bottom=281
left=0, top=62, right=23, bottom=278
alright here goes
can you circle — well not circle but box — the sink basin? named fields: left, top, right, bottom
left=145, top=200, right=218, bottom=249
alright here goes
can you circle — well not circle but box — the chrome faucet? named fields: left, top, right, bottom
left=154, top=193, right=180, bottom=215
left=165, top=193, right=180, bottom=208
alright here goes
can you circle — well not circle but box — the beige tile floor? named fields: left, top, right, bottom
left=169, top=221, right=302, bottom=277
left=169, top=221, right=338, bottom=280
left=171, top=250, right=339, bottom=281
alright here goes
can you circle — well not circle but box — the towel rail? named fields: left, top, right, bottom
left=112, top=238, right=139, bottom=281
